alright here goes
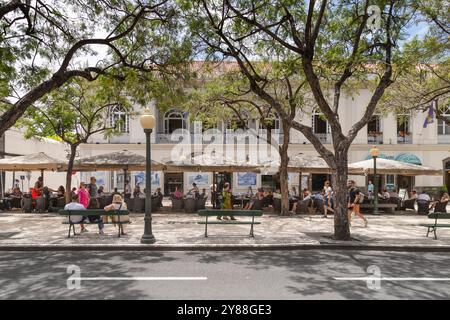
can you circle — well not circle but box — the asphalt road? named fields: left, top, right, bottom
left=0, top=250, right=449, bottom=300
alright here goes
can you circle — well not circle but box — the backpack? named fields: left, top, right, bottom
left=356, top=192, right=365, bottom=204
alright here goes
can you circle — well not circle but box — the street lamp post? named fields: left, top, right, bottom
left=140, top=108, right=156, bottom=244
left=370, top=145, right=380, bottom=215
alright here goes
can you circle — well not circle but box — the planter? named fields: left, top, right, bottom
left=196, top=198, right=207, bottom=210
left=184, top=198, right=197, bottom=213
left=171, top=198, right=184, bottom=211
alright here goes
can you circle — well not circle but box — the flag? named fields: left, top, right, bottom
left=423, top=100, right=436, bottom=128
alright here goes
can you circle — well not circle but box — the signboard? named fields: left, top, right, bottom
left=398, top=188, right=408, bottom=200
left=188, top=173, right=209, bottom=186
left=237, top=172, right=257, bottom=186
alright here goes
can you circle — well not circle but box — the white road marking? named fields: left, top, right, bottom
left=73, top=277, right=207, bottom=281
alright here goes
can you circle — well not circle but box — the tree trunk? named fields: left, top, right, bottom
left=331, top=151, right=351, bottom=240
left=65, top=144, right=78, bottom=203
left=279, top=122, right=290, bottom=215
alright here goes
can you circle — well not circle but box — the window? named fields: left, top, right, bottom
left=109, top=105, right=129, bottom=133
left=397, top=114, right=412, bottom=143
left=259, top=114, right=280, bottom=131
left=312, top=109, right=329, bottom=134
left=438, top=105, right=450, bottom=135
left=164, top=110, right=186, bottom=134
left=367, top=114, right=383, bottom=144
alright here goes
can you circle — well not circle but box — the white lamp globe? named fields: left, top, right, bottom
left=140, top=108, right=156, bottom=130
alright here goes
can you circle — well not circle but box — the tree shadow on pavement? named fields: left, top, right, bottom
left=185, top=250, right=450, bottom=299
left=0, top=251, right=178, bottom=300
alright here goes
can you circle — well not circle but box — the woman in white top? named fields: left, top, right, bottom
left=104, top=194, right=129, bottom=235
left=323, top=180, right=334, bottom=218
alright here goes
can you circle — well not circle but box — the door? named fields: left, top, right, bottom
left=164, top=172, right=183, bottom=196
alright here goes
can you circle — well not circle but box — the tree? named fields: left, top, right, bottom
left=20, top=77, right=131, bottom=203
left=380, top=0, right=449, bottom=122
left=185, top=63, right=309, bottom=214
left=0, top=0, right=191, bottom=137
left=182, top=0, right=418, bottom=239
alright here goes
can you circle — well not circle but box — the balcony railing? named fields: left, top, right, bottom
left=397, top=133, right=412, bottom=144
left=367, top=133, right=383, bottom=144
left=314, top=133, right=332, bottom=144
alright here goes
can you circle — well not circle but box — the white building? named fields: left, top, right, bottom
left=77, top=88, right=450, bottom=196
left=0, top=128, right=69, bottom=193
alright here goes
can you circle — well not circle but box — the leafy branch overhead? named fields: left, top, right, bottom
left=0, top=0, right=193, bottom=136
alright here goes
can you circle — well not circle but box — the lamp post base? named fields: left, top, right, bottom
left=140, top=234, right=156, bottom=244
left=371, top=209, right=380, bottom=215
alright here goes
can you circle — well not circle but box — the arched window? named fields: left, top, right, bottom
left=109, top=105, right=129, bottom=133
left=438, top=104, right=450, bottom=136
left=164, top=110, right=186, bottom=134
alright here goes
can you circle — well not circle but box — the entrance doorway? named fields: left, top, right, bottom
left=397, top=175, right=414, bottom=192
left=164, top=172, right=183, bottom=196
left=311, top=174, right=332, bottom=192
left=444, top=159, right=450, bottom=191
left=215, top=172, right=232, bottom=194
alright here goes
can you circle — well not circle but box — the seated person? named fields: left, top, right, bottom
left=417, top=192, right=431, bottom=202
left=11, top=187, right=23, bottom=198
left=245, top=186, right=254, bottom=198
left=56, top=186, right=65, bottom=198
left=187, top=183, right=200, bottom=198
left=244, top=188, right=264, bottom=210
left=291, top=189, right=312, bottom=213
left=410, top=190, right=418, bottom=199
left=380, top=189, right=390, bottom=200
left=172, top=186, right=183, bottom=199
left=111, top=188, right=121, bottom=196
left=389, top=189, right=399, bottom=198
left=273, top=189, right=282, bottom=199
left=200, top=188, right=207, bottom=199
left=430, top=192, right=449, bottom=209
left=153, top=187, right=163, bottom=208
left=63, top=194, right=89, bottom=233
left=263, top=189, right=274, bottom=207
left=97, top=186, right=105, bottom=196
left=133, top=186, right=143, bottom=198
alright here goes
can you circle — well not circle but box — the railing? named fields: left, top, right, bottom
left=367, top=133, right=383, bottom=144
left=397, top=134, right=412, bottom=144
left=314, top=133, right=332, bottom=144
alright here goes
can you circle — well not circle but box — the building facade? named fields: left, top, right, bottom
left=78, top=88, right=449, bottom=196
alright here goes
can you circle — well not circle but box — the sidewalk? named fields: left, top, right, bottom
left=0, top=212, right=449, bottom=251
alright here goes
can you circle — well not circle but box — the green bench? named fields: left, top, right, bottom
left=58, top=209, right=130, bottom=238
left=198, top=209, right=263, bottom=237
left=421, top=212, right=450, bottom=240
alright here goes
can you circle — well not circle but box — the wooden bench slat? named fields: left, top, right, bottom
left=198, top=221, right=261, bottom=225
left=198, top=209, right=263, bottom=217
left=428, top=213, right=450, bottom=219
left=58, top=209, right=129, bottom=216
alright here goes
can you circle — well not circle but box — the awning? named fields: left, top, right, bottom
left=395, top=153, right=422, bottom=165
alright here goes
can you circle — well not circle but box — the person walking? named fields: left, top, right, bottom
left=322, top=180, right=334, bottom=218
left=347, top=180, right=368, bottom=227
left=217, top=182, right=235, bottom=220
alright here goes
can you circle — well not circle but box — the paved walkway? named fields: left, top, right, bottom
left=0, top=211, right=449, bottom=250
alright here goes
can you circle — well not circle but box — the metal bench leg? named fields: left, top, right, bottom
left=426, top=227, right=431, bottom=237
left=205, top=216, right=208, bottom=237
left=434, top=227, right=437, bottom=240
left=68, top=224, right=72, bottom=238
left=250, top=215, right=255, bottom=237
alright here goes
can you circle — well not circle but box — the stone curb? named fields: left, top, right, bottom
left=1, top=243, right=450, bottom=252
